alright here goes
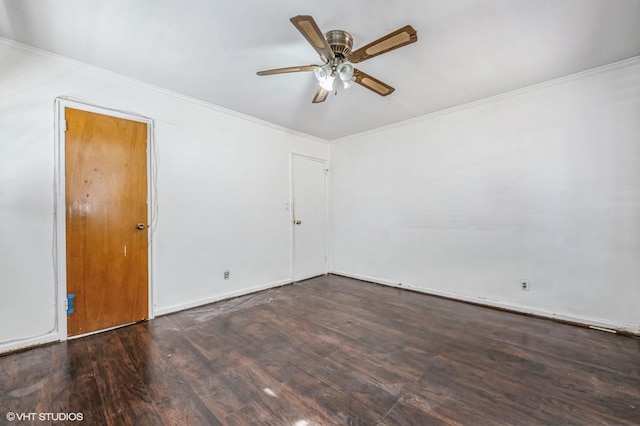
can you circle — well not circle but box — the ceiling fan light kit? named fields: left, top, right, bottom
left=257, top=15, right=418, bottom=103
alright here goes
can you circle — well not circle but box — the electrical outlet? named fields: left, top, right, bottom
left=521, top=280, right=530, bottom=291
left=224, top=270, right=230, bottom=280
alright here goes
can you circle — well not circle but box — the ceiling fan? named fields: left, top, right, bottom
left=257, top=15, right=418, bottom=103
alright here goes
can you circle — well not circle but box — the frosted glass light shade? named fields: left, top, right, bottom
left=319, top=76, right=335, bottom=91
left=314, top=63, right=335, bottom=91
left=337, top=62, right=354, bottom=81
left=314, top=63, right=332, bottom=81
left=342, top=77, right=354, bottom=89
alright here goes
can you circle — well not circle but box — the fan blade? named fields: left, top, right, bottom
left=312, top=86, right=329, bottom=103
left=349, top=25, right=418, bottom=64
left=257, top=65, right=317, bottom=76
left=353, top=69, right=395, bottom=96
left=290, top=15, right=335, bottom=61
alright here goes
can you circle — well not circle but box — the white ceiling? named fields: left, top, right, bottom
left=2, top=0, right=640, bottom=141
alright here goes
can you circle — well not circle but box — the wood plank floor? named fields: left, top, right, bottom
left=1, top=274, right=639, bottom=425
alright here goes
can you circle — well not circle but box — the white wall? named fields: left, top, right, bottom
left=0, top=39, right=328, bottom=352
left=330, top=58, right=640, bottom=334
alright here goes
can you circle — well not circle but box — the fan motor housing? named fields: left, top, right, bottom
left=325, top=30, right=353, bottom=58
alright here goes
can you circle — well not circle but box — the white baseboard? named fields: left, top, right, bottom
left=0, top=280, right=293, bottom=354
left=154, top=279, right=293, bottom=317
left=330, top=270, right=640, bottom=335
left=0, top=332, right=60, bottom=355
left=3, top=273, right=635, bottom=354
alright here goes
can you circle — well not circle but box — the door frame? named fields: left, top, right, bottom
left=54, top=98, right=156, bottom=340
left=289, top=153, right=329, bottom=281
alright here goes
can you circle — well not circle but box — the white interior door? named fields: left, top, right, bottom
left=292, top=154, right=327, bottom=281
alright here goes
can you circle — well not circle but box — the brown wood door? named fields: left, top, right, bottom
left=65, top=108, right=149, bottom=337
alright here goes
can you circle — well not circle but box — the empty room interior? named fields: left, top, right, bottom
left=1, top=0, right=640, bottom=424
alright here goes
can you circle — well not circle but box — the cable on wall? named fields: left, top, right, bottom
left=1, top=97, right=159, bottom=350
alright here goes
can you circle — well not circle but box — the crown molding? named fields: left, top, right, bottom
left=0, top=37, right=329, bottom=144
left=330, top=55, right=640, bottom=144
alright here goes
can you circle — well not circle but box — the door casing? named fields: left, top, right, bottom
left=54, top=98, right=155, bottom=340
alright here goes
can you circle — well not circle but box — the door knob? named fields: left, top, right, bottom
left=136, top=223, right=146, bottom=230
left=294, top=220, right=302, bottom=225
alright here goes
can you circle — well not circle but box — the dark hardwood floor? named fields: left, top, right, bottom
left=1, top=274, right=639, bottom=425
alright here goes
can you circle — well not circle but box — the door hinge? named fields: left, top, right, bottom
left=323, top=168, right=329, bottom=175
left=66, top=293, right=75, bottom=315
left=62, top=119, right=67, bottom=132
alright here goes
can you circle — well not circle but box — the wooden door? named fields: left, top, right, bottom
left=65, top=108, right=149, bottom=337
left=292, top=155, right=327, bottom=281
